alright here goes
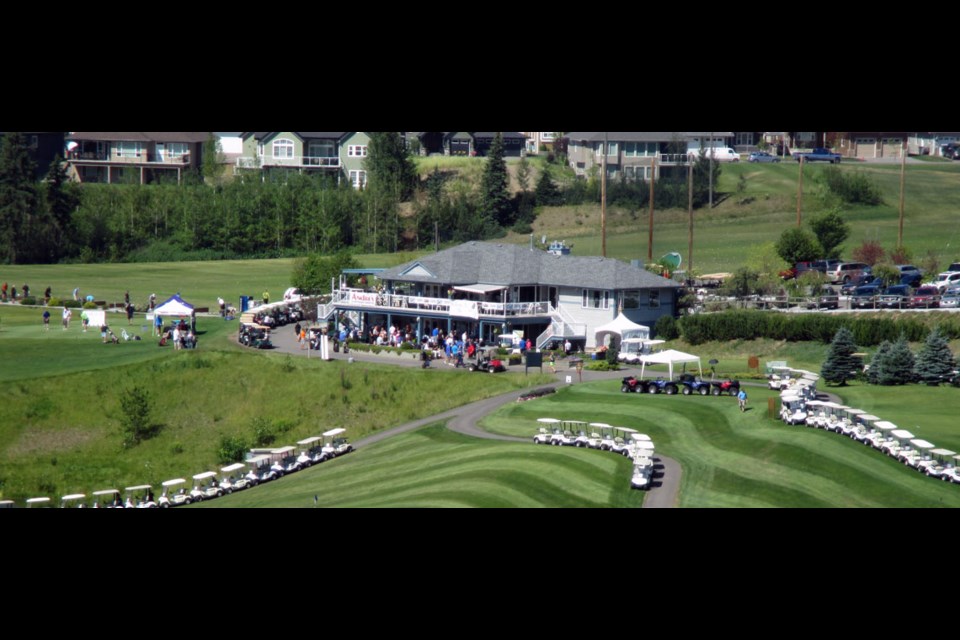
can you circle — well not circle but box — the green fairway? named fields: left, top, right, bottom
left=481, top=381, right=960, bottom=507
left=199, top=423, right=643, bottom=508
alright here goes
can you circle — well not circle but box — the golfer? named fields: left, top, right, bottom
left=737, top=389, right=748, bottom=412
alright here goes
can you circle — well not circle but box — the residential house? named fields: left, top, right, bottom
left=235, top=132, right=370, bottom=187
left=0, top=132, right=66, bottom=180
left=906, top=132, right=960, bottom=156
left=519, top=132, right=559, bottom=155
left=406, top=132, right=527, bottom=157
left=66, top=132, right=207, bottom=184
left=832, top=132, right=909, bottom=159
left=320, top=241, right=680, bottom=349
left=565, top=132, right=734, bottom=180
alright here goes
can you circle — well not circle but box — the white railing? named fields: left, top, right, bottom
left=536, top=325, right=556, bottom=350
left=332, top=289, right=552, bottom=318
left=235, top=156, right=340, bottom=169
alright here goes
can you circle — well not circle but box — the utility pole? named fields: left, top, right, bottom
left=797, top=156, right=804, bottom=227
left=898, top=141, right=906, bottom=248
left=708, top=131, right=714, bottom=209
left=688, top=157, right=694, bottom=274
left=648, top=155, right=656, bottom=262
left=601, top=132, right=608, bottom=257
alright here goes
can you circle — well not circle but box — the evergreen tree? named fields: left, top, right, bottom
left=42, top=156, right=79, bottom=260
left=914, top=327, right=956, bottom=385
left=866, top=340, right=891, bottom=385
left=516, top=156, right=531, bottom=193
left=0, top=132, right=38, bottom=264
left=535, top=166, right=562, bottom=206
left=820, top=326, right=862, bottom=386
left=876, top=335, right=915, bottom=385
left=366, top=132, right=417, bottom=201
left=479, top=132, right=513, bottom=227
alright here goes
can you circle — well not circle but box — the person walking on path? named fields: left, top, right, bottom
left=126, top=303, right=135, bottom=324
left=549, top=352, right=557, bottom=373
left=737, top=388, right=748, bottom=412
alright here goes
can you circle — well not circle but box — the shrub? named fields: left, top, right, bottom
left=19, top=297, right=36, bottom=306
left=654, top=315, right=679, bottom=341
left=585, top=360, right=620, bottom=371
left=217, top=435, right=248, bottom=464
left=47, top=297, right=61, bottom=307
left=82, top=301, right=98, bottom=309
left=605, top=348, right=619, bottom=365
left=252, top=417, right=276, bottom=447
left=62, top=300, right=82, bottom=309
left=119, top=386, right=163, bottom=448
left=821, top=166, right=883, bottom=205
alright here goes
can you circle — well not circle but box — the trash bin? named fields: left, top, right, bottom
left=240, top=296, right=250, bottom=313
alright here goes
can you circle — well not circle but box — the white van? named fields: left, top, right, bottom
left=696, top=147, right=740, bottom=162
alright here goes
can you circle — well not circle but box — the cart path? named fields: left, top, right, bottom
left=264, top=327, right=681, bottom=507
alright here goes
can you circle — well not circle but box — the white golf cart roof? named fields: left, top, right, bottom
left=874, top=421, right=898, bottom=431
left=890, top=430, right=915, bottom=440
left=0, top=500, right=14, bottom=506
left=61, top=494, right=86, bottom=502
left=297, top=436, right=323, bottom=446
left=564, top=420, right=587, bottom=426
left=192, top=471, right=218, bottom=481
left=910, top=439, right=936, bottom=450
left=859, top=414, right=880, bottom=422
left=125, top=485, right=153, bottom=492
left=323, top=428, right=346, bottom=437
left=780, top=395, right=800, bottom=402
left=537, top=418, right=561, bottom=424
left=615, top=426, right=638, bottom=433
left=247, top=455, right=270, bottom=466
left=634, top=441, right=656, bottom=451
left=821, top=402, right=847, bottom=410
left=845, top=409, right=867, bottom=416
left=272, top=446, right=296, bottom=455
left=589, top=423, right=613, bottom=428
left=805, top=400, right=825, bottom=407
left=631, top=434, right=652, bottom=441
left=161, top=479, right=187, bottom=488
left=26, top=497, right=51, bottom=505
left=93, top=489, right=120, bottom=497
left=930, top=449, right=956, bottom=457
left=221, top=463, right=245, bottom=474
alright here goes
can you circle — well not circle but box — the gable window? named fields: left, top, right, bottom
left=348, top=145, right=368, bottom=158
left=581, top=289, right=610, bottom=309
left=648, top=290, right=660, bottom=308
left=272, top=138, right=294, bottom=159
left=350, top=170, right=367, bottom=189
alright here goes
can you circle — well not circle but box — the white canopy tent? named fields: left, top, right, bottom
left=638, top=349, right=703, bottom=380
left=594, top=313, right=650, bottom=347
left=153, top=294, right=195, bottom=317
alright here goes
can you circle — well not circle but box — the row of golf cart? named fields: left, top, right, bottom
left=532, top=418, right=658, bottom=490
left=778, top=388, right=960, bottom=484
left=8, top=429, right=354, bottom=508
left=621, top=374, right=741, bottom=397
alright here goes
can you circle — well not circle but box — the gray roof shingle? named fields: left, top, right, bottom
left=379, top=242, right=680, bottom=290
left=68, top=132, right=210, bottom=143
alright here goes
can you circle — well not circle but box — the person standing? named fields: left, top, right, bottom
left=62, top=306, right=71, bottom=330
left=1, top=282, right=7, bottom=301
left=42, top=309, right=50, bottom=331
left=149, top=293, right=156, bottom=311
left=154, top=313, right=163, bottom=337
left=80, top=309, right=89, bottom=332
left=126, top=303, right=135, bottom=324
left=218, top=296, right=225, bottom=318
left=124, top=291, right=130, bottom=306
left=262, top=290, right=270, bottom=305
left=72, top=287, right=80, bottom=302
left=22, top=284, right=29, bottom=299
left=44, top=286, right=51, bottom=303
left=737, top=388, right=748, bottom=412
left=549, top=352, right=557, bottom=373
left=10, top=286, right=16, bottom=301
left=564, top=338, right=572, bottom=355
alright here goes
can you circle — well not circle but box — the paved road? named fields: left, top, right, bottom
left=262, top=326, right=681, bottom=508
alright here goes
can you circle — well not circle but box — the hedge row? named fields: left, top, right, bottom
left=678, top=311, right=960, bottom=346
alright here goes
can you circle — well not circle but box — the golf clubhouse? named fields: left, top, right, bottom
left=319, top=241, right=681, bottom=349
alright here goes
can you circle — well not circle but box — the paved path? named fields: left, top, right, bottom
left=261, top=326, right=681, bottom=508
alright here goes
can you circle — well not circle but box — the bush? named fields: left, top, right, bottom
left=654, top=315, right=679, bottom=340
left=605, top=348, right=619, bottom=365
left=62, top=300, right=82, bottom=309
left=585, top=360, right=620, bottom=371
left=821, top=166, right=883, bottom=205
left=47, top=297, right=61, bottom=307
left=217, top=435, right=248, bottom=465
left=119, top=386, right=163, bottom=448
left=19, top=297, right=36, bottom=306
left=82, top=301, right=98, bottom=309
left=252, top=417, right=276, bottom=447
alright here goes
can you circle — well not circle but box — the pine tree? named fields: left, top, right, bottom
left=866, top=340, right=891, bottom=385
left=914, top=327, right=957, bottom=385
left=821, top=327, right=863, bottom=386
left=0, top=132, right=38, bottom=264
left=877, top=335, right=915, bottom=385
left=535, top=166, right=562, bottom=206
left=42, top=156, right=79, bottom=261
left=480, top=132, right=513, bottom=227
left=366, top=132, right=417, bottom=201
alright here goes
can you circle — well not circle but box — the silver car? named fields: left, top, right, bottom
left=941, top=286, right=960, bottom=308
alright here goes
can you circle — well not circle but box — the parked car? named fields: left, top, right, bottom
left=896, top=264, right=923, bottom=282
left=811, top=259, right=843, bottom=274
left=748, top=151, right=780, bottom=163
left=841, top=276, right=881, bottom=296
left=794, top=147, right=842, bottom=163
left=806, top=292, right=839, bottom=310
left=941, top=143, right=960, bottom=160
left=940, top=286, right=960, bottom=308
left=850, top=284, right=882, bottom=308
left=932, top=271, right=960, bottom=293
left=947, top=262, right=960, bottom=273
left=878, top=285, right=913, bottom=309
left=909, top=285, right=941, bottom=308
left=826, top=262, right=870, bottom=284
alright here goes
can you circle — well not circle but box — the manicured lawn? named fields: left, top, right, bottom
left=199, top=423, right=642, bottom=508
left=481, top=381, right=960, bottom=507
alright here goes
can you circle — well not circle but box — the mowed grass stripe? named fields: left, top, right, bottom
left=201, top=424, right=642, bottom=508
left=481, top=382, right=960, bottom=508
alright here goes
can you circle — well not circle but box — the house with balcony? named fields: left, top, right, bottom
left=565, top=132, right=735, bottom=179
left=406, top=132, right=527, bottom=157
left=319, top=241, right=680, bottom=350
left=520, top=132, right=560, bottom=155
left=66, top=132, right=207, bottom=184
left=235, top=132, right=370, bottom=187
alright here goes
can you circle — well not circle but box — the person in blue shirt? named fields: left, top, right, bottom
left=737, top=389, right=748, bottom=412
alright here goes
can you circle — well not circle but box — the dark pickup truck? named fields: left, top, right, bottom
left=794, top=147, right=842, bottom=164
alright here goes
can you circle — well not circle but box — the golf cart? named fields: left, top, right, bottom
left=609, top=427, right=639, bottom=457
left=942, top=454, right=960, bottom=484
left=272, top=446, right=303, bottom=474
left=220, top=463, right=251, bottom=493
left=584, top=423, right=610, bottom=449
left=469, top=347, right=506, bottom=373
left=25, top=497, right=52, bottom=508
left=297, top=436, right=328, bottom=466
left=61, top=494, right=87, bottom=508
left=245, top=455, right=277, bottom=484
left=124, top=485, right=157, bottom=508
left=920, top=448, right=956, bottom=479
left=156, top=479, right=189, bottom=508
left=779, top=395, right=806, bottom=425
left=631, top=463, right=652, bottom=490
left=904, top=439, right=936, bottom=470
left=883, top=429, right=915, bottom=458
left=92, top=489, right=123, bottom=508
left=322, top=428, right=353, bottom=458
left=534, top=418, right=562, bottom=445
left=190, top=472, right=224, bottom=502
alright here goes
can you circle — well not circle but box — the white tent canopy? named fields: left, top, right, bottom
left=154, top=294, right=195, bottom=317
left=639, top=349, right=703, bottom=380
left=594, top=313, right=650, bottom=347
